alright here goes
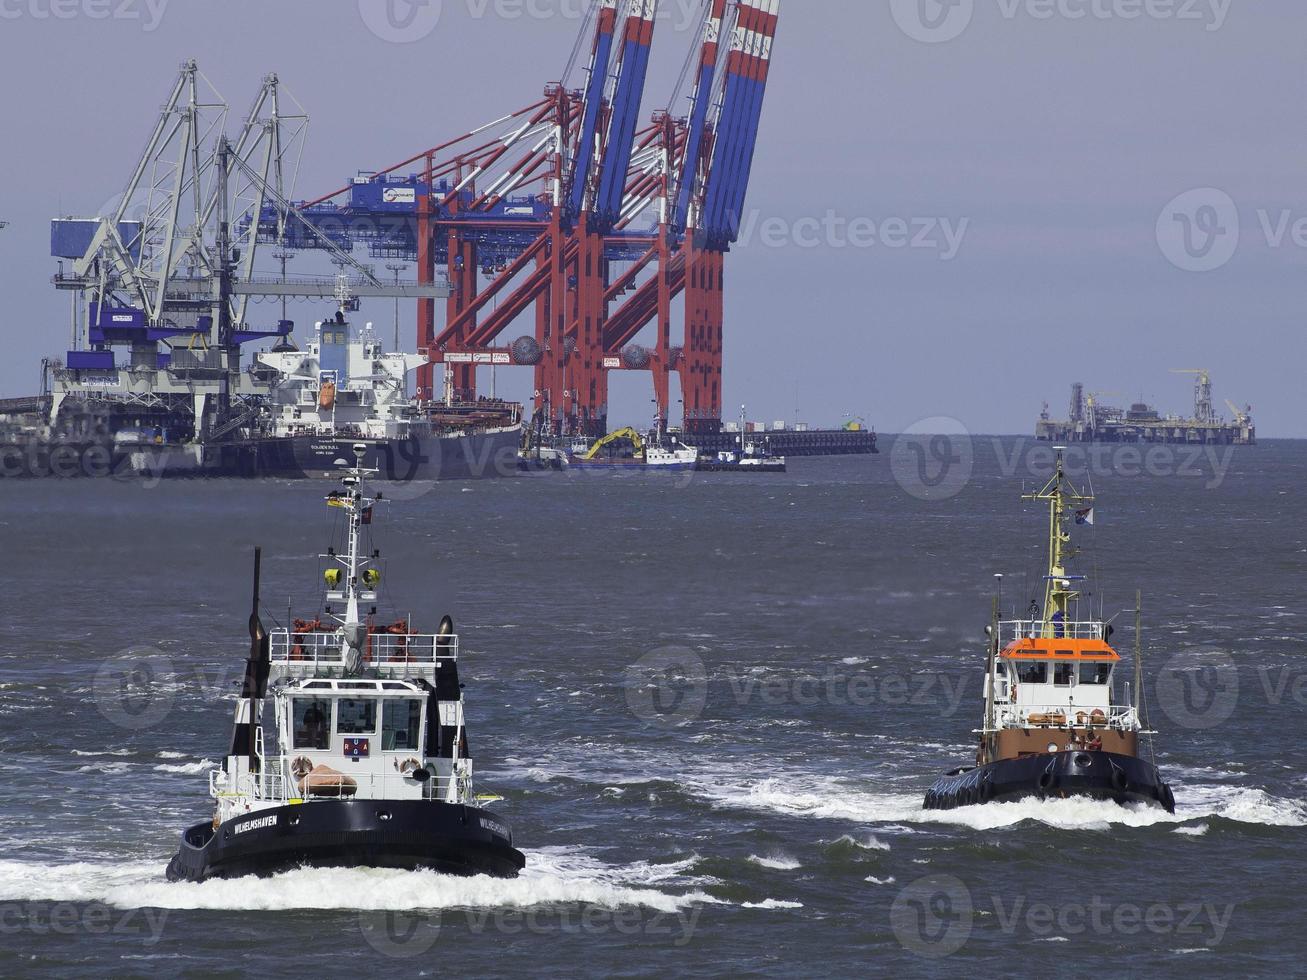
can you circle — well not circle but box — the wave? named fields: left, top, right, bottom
left=0, top=848, right=717, bottom=914
left=741, top=899, right=803, bottom=910
left=746, top=853, right=801, bottom=871
left=154, top=761, right=216, bottom=775
left=691, top=774, right=1307, bottom=831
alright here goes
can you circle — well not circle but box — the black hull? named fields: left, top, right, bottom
left=207, top=427, right=522, bottom=481
left=924, top=751, right=1175, bottom=813
left=165, top=799, right=526, bottom=883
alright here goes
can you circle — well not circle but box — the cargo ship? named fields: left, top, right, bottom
left=221, top=307, right=521, bottom=480
left=166, top=445, right=525, bottom=881
left=924, top=447, right=1175, bottom=813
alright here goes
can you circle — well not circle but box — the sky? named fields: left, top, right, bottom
left=0, top=0, right=1304, bottom=435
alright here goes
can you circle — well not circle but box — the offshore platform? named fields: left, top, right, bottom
left=12, top=0, right=875, bottom=473
left=1037, top=372, right=1255, bottom=445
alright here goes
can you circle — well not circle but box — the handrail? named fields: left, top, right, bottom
left=998, top=619, right=1108, bottom=642
left=993, top=702, right=1138, bottom=731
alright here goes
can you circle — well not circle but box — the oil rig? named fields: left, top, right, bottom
left=1036, top=372, right=1255, bottom=445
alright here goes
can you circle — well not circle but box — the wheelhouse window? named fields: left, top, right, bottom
left=1079, top=663, right=1113, bottom=685
left=1053, top=663, right=1075, bottom=686
left=1016, top=662, right=1048, bottom=684
left=292, top=698, right=331, bottom=750
left=382, top=699, right=423, bottom=751
left=336, top=698, right=377, bottom=735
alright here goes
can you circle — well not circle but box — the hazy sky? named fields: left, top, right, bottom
left=1, top=0, right=1303, bottom=435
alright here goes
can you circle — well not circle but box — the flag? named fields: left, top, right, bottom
left=1075, top=507, right=1095, bottom=526
left=361, top=505, right=373, bottom=525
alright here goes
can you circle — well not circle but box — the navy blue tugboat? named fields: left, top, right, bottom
left=925, top=448, right=1175, bottom=813
left=167, top=444, right=525, bottom=881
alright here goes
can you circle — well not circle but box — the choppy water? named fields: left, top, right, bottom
left=2, top=438, right=1303, bottom=978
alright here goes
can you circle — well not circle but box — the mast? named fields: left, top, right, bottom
left=1134, top=590, right=1143, bottom=715
left=325, top=443, right=383, bottom=672
left=1023, top=446, right=1092, bottom=637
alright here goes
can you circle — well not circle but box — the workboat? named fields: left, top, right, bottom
left=232, top=305, right=521, bottom=480
left=567, top=427, right=698, bottom=471
left=924, top=447, right=1175, bottom=813
left=166, top=444, right=525, bottom=881
left=695, top=440, right=786, bottom=473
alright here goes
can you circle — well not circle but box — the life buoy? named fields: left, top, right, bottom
left=1039, top=767, right=1057, bottom=792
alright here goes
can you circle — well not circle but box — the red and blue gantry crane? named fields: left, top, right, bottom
left=260, top=0, right=781, bottom=438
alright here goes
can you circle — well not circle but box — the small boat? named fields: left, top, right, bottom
left=924, top=447, right=1175, bottom=813
left=166, top=443, right=525, bottom=881
left=567, top=427, right=698, bottom=471
left=695, top=440, right=786, bottom=473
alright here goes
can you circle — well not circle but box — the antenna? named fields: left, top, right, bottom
left=1133, top=590, right=1143, bottom=716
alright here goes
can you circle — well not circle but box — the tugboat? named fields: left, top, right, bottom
left=166, top=444, right=525, bottom=881
left=924, top=448, right=1175, bottom=813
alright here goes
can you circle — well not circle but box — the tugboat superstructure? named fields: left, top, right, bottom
left=166, top=444, right=525, bottom=881
left=925, top=448, right=1175, bottom=813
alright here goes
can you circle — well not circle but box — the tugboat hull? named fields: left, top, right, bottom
left=166, top=799, right=526, bottom=882
left=924, top=751, right=1176, bottom=813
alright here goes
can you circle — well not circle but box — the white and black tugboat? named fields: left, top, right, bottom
left=925, top=448, right=1175, bottom=813
left=166, top=444, right=525, bottom=881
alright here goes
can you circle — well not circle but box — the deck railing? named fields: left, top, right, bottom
left=997, top=619, right=1109, bottom=643
left=268, top=628, right=458, bottom=678
left=994, top=702, right=1138, bottom=731
left=210, top=757, right=459, bottom=804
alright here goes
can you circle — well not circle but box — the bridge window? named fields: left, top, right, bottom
left=1016, top=662, right=1048, bottom=684
left=382, top=699, right=423, bottom=751
left=292, top=698, right=331, bottom=750
left=1079, top=663, right=1113, bottom=685
left=336, top=698, right=377, bottom=735
left=1053, top=663, right=1075, bottom=686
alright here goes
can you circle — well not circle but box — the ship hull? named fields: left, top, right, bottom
left=566, top=457, right=695, bottom=472
left=165, top=799, right=526, bottom=882
left=210, top=426, right=522, bottom=481
left=924, top=750, right=1175, bottom=813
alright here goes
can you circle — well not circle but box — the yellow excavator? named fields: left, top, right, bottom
left=579, top=427, right=645, bottom=461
